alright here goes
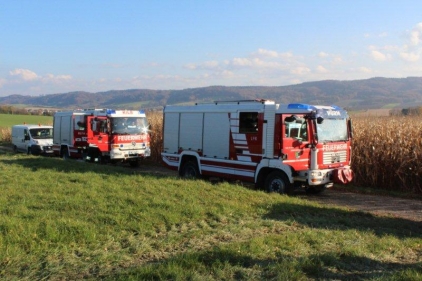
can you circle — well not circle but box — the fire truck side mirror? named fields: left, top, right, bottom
left=317, top=116, right=324, bottom=124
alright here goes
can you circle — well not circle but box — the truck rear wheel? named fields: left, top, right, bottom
left=180, top=161, right=200, bottom=179
left=265, top=170, right=292, bottom=194
left=61, top=148, right=69, bottom=160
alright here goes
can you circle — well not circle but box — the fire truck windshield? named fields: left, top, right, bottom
left=111, top=117, right=149, bottom=134
left=316, top=118, right=348, bottom=142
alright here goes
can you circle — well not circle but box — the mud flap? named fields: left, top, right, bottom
left=333, top=167, right=353, bottom=184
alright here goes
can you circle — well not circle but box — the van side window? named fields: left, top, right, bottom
left=239, top=112, right=258, bottom=133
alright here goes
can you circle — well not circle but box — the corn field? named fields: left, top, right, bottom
left=352, top=115, right=422, bottom=194
left=2, top=113, right=421, bottom=193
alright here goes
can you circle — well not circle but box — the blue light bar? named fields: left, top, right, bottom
left=138, top=110, right=145, bottom=114
left=330, top=105, right=342, bottom=110
left=106, top=109, right=116, bottom=114
left=287, top=103, right=316, bottom=110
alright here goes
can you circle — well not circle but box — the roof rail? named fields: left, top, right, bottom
left=195, top=99, right=273, bottom=105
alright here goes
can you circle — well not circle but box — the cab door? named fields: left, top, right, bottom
left=281, top=115, right=311, bottom=171
left=88, top=117, right=110, bottom=152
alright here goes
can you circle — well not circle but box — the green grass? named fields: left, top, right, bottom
left=0, top=114, right=53, bottom=127
left=0, top=152, right=420, bottom=280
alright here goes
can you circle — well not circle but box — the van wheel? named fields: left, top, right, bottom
left=181, top=161, right=200, bottom=179
left=129, top=159, right=140, bottom=167
left=265, top=171, right=292, bottom=194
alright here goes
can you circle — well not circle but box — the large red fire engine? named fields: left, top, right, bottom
left=161, top=99, right=353, bottom=193
left=53, top=109, right=150, bottom=166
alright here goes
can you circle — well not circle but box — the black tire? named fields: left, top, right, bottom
left=129, top=159, right=140, bottom=167
left=265, top=170, right=292, bottom=194
left=61, top=148, right=69, bottom=160
left=86, top=147, right=96, bottom=163
left=180, top=161, right=200, bottom=179
left=30, top=146, right=40, bottom=156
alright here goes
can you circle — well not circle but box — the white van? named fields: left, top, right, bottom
left=12, top=124, right=54, bottom=155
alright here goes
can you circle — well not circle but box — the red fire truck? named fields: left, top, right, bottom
left=161, top=99, right=353, bottom=193
left=53, top=109, right=150, bottom=166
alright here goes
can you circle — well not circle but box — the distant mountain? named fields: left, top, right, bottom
left=1, top=77, right=422, bottom=110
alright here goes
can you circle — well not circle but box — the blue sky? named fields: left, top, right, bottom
left=1, top=0, right=422, bottom=96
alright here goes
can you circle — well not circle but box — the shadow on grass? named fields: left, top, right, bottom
left=102, top=248, right=421, bottom=280
left=264, top=202, right=422, bottom=239
left=0, top=153, right=176, bottom=180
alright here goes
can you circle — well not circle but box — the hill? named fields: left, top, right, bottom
left=1, top=77, right=422, bottom=110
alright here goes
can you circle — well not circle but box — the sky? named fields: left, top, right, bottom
left=1, top=0, right=422, bottom=97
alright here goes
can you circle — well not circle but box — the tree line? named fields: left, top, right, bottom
left=390, top=106, right=422, bottom=116
left=0, top=105, right=54, bottom=116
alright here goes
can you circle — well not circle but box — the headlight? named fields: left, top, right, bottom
left=311, top=171, right=322, bottom=177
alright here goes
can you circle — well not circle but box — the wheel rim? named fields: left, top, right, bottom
left=186, top=166, right=197, bottom=177
left=270, top=178, right=285, bottom=193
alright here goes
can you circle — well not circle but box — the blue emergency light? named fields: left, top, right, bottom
left=106, top=109, right=116, bottom=114
left=287, top=103, right=316, bottom=110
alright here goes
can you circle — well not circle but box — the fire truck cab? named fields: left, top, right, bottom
left=53, top=109, right=150, bottom=166
left=161, top=99, right=353, bottom=193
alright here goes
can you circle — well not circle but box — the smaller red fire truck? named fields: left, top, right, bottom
left=53, top=108, right=150, bottom=166
left=161, top=99, right=353, bottom=193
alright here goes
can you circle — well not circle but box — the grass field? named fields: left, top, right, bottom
left=0, top=114, right=53, bottom=127
left=0, top=151, right=420, bottom=280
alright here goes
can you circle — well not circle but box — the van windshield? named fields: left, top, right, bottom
left=30, top=128, right=53, bottom=139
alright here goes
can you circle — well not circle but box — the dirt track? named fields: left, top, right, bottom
left=299, top=189, right=422, bottom=222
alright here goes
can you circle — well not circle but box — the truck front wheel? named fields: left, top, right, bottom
left=180, top=161, right=200, bottom=179
left=265, top=171, right=292, bottom=194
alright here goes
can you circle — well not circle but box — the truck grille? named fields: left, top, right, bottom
left=323, top=150, right=347, bottom=164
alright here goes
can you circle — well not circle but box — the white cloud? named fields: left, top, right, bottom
left=290, top=66, right=310, bottom=75
left=184, top=60, right=219, bottom=70
left=41, top=74, right=72, bottom=83
left=184, top=63, right=197, bottom=70
left=399, top=52, right=420, bottom=62
left=318, top=52, right=329, bottom=58
left=358, top=67, right=371, bottom=73
left=255, top=48, right=279, bottom=58
left=409, top=22, right=422, bottom=46
left=254, top=48, right=293, bottom=59
left=370, top=50, right=391, bottom=61
left=9, top=69, right=38, bottom=81
left=232, top=57, right=254, bottom=67
left=316, top=65, right=328, bottom=73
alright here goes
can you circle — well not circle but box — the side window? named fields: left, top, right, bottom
left=284, top=117, right=308, bottom=141
left=239, top=112, right=258, bottom=133
left=75, top=116, right=85, bottom=131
